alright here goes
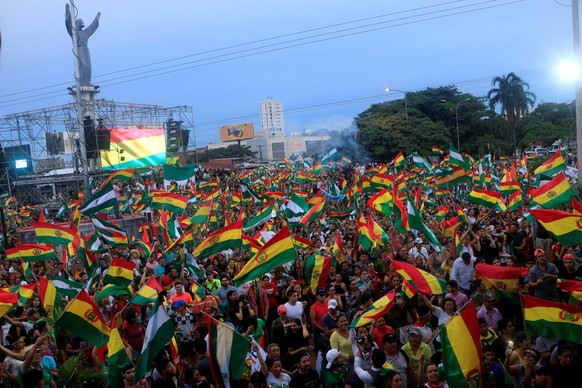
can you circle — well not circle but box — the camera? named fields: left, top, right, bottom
left=356, top=336, right=366, bottom=345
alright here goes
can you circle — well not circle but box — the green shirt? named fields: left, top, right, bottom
left=321, top=365, right=348, bottom=388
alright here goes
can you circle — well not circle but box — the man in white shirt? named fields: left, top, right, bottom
left=283, top=289, right=306, bottom=323
left=408, top=238, right=428, bottom=261
left=451, top=252, right=476, bottom=296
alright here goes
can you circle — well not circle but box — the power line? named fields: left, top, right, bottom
left=195, top=66, right=549, bottom=129
left=0, top=0, right=523, bottom=109
left=0, top=0, right=465, bottom=100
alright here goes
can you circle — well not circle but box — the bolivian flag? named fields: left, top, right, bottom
left=292, top=235, right=311, bottom=250
left=499, top=181, right=520, bottom=196
left=56, top=289, right=109, bottom=347
left=194, top=220, right=242, bottom=259
left=101, top=129, right=166, bottom=171
left=468, top=189, right=506, bottom=212
left=107, top=324, right=132, bottom=388
left=529, top=208, right=582, bottom=246
left=534, top=151, right=566, bottom=177
left=436, top=205, right=448, bottom=221
left=367, top=189, right=393, bottom=217
left=33, top=221, right=75, bottom=246
left=393, top=151, right=405, bottom=168
left=233, top=227, right=297, bottom=287
left=6, top=248, right=19, bottom=261
left=441, top=302, right=482, bottom=387
left=190, top=283, right=206, bottom=302
left=332, top=233, right=345, bottom=264
left=151, top=192, right=189, bottom=215
left=103, top=258, right=135, bottom=287
left=16, top=243, right=57, bottom=262
left=436, top=167, right=470, bottom=189
left=304, top=255, right=332, bottom=294
left=392, top=260, right=447, bottom=296
left=21, top=259, right=32, bottom=280
left=38, top=277, right=63, bottom=324
left=11, top=283, right=36, bottom=305
left=102, top=169, right=136, bottom=188
left=530, top=173, right=575, bottom=209
left=507, top=190, right=523, bottom=212
left=300, top=195, right=327, bottom=225
left=432, top=146, right=444, bottom=155
left=557, top=279, right=582, bottom=304
left=572, top=197, right=582, bottom=215
left=350, top=290, right=397, bottom=328
left=371, top=173, right=393, bottom=189
left=523, top=294, right=582, bottom=344
left=0, top=290, right=18, bottom=319
left=475, top=263, right=527, bottom=303
left=131, top=277, right=164, bottom=305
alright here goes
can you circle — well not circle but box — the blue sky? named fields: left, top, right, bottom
left=0, top=1, right=578, bottom=147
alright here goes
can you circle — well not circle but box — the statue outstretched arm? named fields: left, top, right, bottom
left=83, top=12, right=101, bottom=37
left=65, top=4, right=73, bottom=37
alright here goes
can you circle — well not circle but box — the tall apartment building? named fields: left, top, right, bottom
left=208, top=97, right=330, bottom=163
left=260, top=97, right=285, bottom=138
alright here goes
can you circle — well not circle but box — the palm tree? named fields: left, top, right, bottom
left=487, top=72, right=536, bottom=150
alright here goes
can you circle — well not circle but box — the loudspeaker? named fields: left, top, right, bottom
left=181, top=129, right=190, bottom=151
left=166, top=120, right=183, bottom=152
left=84, top=117, right=98, bottom=158
left=45, top=133, right=65, bottom=156
left=97, top=128, right=111, bottom=150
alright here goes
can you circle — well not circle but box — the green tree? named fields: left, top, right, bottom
left=487, top=73, right=536, bottom=150
left=355, top=102, right=450, bottom=161
left=519, top=102, right=573, bottom=147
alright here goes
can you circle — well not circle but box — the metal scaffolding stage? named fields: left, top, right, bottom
left=0, top=99, right=196, bottom=204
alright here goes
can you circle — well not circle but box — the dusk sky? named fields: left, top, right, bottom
left=0, top=1, right=578, bottom=147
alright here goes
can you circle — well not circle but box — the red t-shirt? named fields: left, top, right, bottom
left=261, top=283, right=279, bottom=308
left=310, top=300, right=328, bottom=328
left=373, top=325, right=395, bottom=349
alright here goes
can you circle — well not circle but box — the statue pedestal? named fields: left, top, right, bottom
left=68, top=85, right=101, bottom=173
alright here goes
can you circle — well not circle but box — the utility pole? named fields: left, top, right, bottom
left=573, top=0, right=582, bottom=184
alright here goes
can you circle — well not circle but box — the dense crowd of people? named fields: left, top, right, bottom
left=0, top=159, right=580, bottom=388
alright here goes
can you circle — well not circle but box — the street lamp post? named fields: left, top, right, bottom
left=385, top=88, right=408, bottom=124
left=441, top=98, right=470, bottom=151
left=572, top=0, right=582, bottom=184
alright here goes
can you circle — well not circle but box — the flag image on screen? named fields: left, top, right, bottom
left=101, top=128, right=166, bottom=171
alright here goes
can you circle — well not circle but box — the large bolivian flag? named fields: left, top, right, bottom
left=523, top=294, right=582, bottom=344
left=441, top=302, right=482, bottom=387
left=101, top=128, right=166, bottom=171
left=233, top=227, right=297, bottom=287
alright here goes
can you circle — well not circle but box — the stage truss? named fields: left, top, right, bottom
left=0, top=99, right=196, bottom=204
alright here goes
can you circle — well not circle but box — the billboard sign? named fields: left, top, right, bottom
left=219, top=123, right=254, bottom=142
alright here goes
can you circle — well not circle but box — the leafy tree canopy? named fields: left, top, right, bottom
left=354, top=76, right=572, bottom=162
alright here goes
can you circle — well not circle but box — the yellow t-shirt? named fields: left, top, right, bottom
left=330, top=330, right=353, bottom=359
